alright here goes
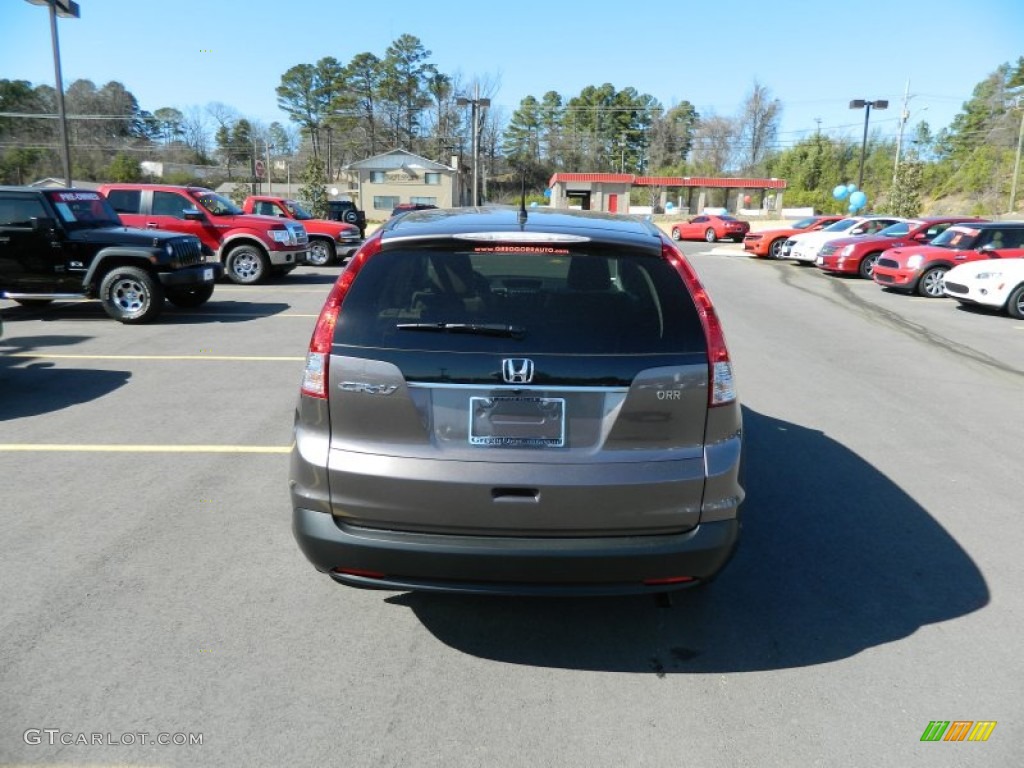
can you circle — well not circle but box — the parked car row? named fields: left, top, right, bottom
left=745, top=214, right=1024, bottom=318
left=0, top=183, right=366, bottom=324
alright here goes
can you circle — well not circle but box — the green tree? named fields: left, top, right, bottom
left=888, top=154, right=923, bottom=217
left=380, top=34, right=436, bottom=150
left=297, top=155, right=328, bottom=218
left=107, top=152, right=142, bottom=181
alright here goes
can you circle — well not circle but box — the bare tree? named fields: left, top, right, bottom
left=736, top=80, right=781, bottom=173
left=691, top=114, right=737, bottom=175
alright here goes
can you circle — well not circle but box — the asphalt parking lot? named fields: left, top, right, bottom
left=1, top=249, right=1021, bottom=767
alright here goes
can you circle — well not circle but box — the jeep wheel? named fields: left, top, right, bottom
left=343, top=210, right=359, bottom=225
left=99, top=266, right=164, bottom=324
left=166, top=283, right=214, bottom=308
left=225, top=245, right=269, bottom=285
left=307, top=238, right=336, bottom=267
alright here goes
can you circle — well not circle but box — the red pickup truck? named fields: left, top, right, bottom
left=100, top=183, right=308, bottom=284
left=242, top=196, right=362, bottom=266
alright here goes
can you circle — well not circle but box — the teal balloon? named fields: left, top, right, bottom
left=833, top=185, right=849, bottom=201
left=847, top=183, right=858, bottom=194
left=850, top=191, right=867, bottom=210
left=848, top=203, right=858, bottom=213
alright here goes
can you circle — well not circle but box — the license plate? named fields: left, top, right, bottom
left=469, top=396, right=565, bottom=447
left=203, top=268, right=214, bottom=280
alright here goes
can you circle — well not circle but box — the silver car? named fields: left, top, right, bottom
left=290, top=206, right=744, bottom=596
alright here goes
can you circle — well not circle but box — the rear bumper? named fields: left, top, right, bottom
left=292, top=508, right=740, bottom=595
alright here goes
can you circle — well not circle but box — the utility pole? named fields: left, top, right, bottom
left=893, top=79, right=911, bottom=187
left=1010, top=95, right=1024, bottom=214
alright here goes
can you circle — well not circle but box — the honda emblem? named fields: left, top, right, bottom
left=501, top=358, right=535, bottom=384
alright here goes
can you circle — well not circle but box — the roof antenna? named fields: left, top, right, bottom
left=517, top=169, right=528, bottom=227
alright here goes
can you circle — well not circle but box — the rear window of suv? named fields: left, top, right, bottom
left=336, top=245, right=707, bottom=355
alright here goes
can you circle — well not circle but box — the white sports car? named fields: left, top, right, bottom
left=942, top=259, right=1024, bottom=318
left=785, top=216, right=904, bottom=263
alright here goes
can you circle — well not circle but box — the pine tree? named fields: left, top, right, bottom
left=298, top=156, right=328, bottom=219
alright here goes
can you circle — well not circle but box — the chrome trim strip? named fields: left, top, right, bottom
left=405, top=382, right=629, bottom=393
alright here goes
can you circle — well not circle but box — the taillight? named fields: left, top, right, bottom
left=299, top=232, right=383, bottom=399
left=661, top=239, right=737, bottom=407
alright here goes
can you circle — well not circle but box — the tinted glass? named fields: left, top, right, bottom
left=152, top=191, right=191, bottom=218
left=44, top=191, right=121, bottom=228
left=336, top=245, right=707, bottom=355
left=824, top=218, right=858, bottom=231
left=930, top=226, right=981, bottom=249
left=105, top=189, right=141, bottom=214
left=879, top=222, right=911, bottom=236
left=189, top=190, right=242, bottom=215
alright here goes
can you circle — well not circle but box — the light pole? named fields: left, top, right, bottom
left=25, top=0, right=80, bottom=188
left=457, top=85, right=490, bottom=206
left=849, top=98, right=888, bottom=190
left=1009, top=95, right=1024, bottom=215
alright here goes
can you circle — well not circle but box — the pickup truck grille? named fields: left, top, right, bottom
left=286, top=221, right=308, bottom=246
left=172, top=238, right=204, bottom=268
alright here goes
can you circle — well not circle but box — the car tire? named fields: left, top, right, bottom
left=670, top=227, right=681, bottom=241
left=1007, top=283, right=1024, bottom=319
left=768, top=238, right=786, bottom=259
left=343, top=210, right=359, bottom=225
left=13, top=298, right=53, bottom=308
left=859, top=252, right=882, bottom=279
left=307, top=238, right=336, bottom=267
left=917, top=266, right=948, bottom=298
left=225, top=244, right=269, bottom=285
left=99, top=266, right=164, bottom=324
left=166, top=283, right=214, bottom=308
left=705, top=228, right=717, bottom=243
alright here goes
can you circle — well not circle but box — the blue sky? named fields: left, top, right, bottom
left=2, top=0, right=1023, bottom=149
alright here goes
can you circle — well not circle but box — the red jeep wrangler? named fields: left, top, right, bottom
left=242, top=196, right=361, bottom=266
left=99, top=184, right=308, bottom=284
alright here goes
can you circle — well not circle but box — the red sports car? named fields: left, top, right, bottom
left=815, top=217, right=986, bottom=279
left=670, top=214, right=750, bottom=243
left=743, top=215, right=844, bottom=259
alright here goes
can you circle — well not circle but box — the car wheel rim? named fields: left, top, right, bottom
left=923, top=270, right=945, bottom=297
left=770, top=241, right=783, bottom=258
left=233, top=253, right=260, bottom=280
left=706, top=229, right=715, bottom=242
left=862, top=256, right=877, bottom=277
left=309, top=243, right=329, bottom=266
left=671, top=229, right=680, bottom=241
left=111, top=278, right=146, bottom=314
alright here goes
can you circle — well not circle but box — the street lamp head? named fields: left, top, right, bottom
left=873, top=100, right=889, bottom=109
left=849, top=99, right=866, bottom=109
left=25, top=0, right=81, bottom=19
left=456, top=98, right=469, bottom=107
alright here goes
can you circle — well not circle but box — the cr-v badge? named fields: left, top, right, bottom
left=339, top=382, right=399, bottom=395
left=502, top=358, right=535, bottom=384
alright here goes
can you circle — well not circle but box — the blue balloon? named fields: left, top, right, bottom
left=666, top=202, right=675, bottom=211
left=847, top=183, right=858, bottom=194
left=849, top=191, right=867, bottom=211
left=833, top=184, right=849, bottom=201
left=848, top=203, right=858, bottom=213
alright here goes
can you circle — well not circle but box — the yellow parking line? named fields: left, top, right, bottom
left=0, top=444, right=292, bottom=453
left=9, top=353, right=304, bottom=361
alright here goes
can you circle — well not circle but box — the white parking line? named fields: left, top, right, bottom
left=8, top=353, right=304, bottom=361
left=0, top=444, right=292, bottom=453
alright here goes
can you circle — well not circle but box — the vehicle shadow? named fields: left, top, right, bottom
left=0, top=334, right=130, bottom=420
left=270, top=271, right=343, bottom=286
left=391, top=407, right=989, bottom=673
left=1, top=300, right=292, bottom=324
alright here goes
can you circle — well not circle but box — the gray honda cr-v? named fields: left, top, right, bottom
left=289, top=206, right=744, bottom=596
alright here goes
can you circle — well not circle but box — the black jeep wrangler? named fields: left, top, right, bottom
left=326, top=199, right=367, bottom=239
left=0, top=187, right=221, bottom=324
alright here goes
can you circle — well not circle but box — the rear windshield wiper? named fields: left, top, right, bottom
left=396, top=322, right=526, bottom=339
